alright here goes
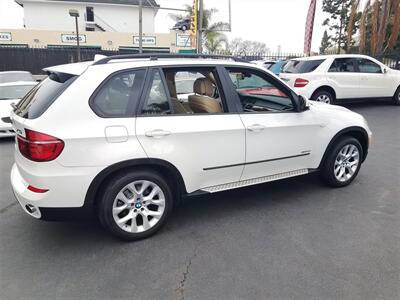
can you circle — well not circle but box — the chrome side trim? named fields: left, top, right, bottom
left=201, top=169, right=309, bottom=193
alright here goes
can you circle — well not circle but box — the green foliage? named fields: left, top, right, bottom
left=320, top=30, right=332, bottom=54
left=322, top=0, right=360, bottom=52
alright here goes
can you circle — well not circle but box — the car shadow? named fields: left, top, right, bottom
left=25, top=172, right=327, bottom=245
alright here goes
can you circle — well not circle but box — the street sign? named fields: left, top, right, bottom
left=176, top=34, right=191, bottom=47
left=133, top=36, right=156, bottom=45
left=61, top=34, right=86, bottom=43
left=0, top=32, right=12, bottom=41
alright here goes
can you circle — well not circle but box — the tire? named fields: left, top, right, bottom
left=320, top=136, right=363, bottom=187
left=181, top=25, right=187, bottom=31
left=393, top=87, right=400, bottom=105
left=313, top=89, right=335, bottom=105
left=97, top=170, right=173, bottom=241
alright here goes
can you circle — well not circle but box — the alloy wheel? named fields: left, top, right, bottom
left=334, top=144, right=360, bottom=182
left=317, top=94, right=331, bottom=104
left=112, top=180, right=166, bottom=233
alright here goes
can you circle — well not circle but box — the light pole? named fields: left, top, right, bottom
left=69, top=9, right=81, bottom=62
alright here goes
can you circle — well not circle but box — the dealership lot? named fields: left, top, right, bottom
left=0, top=101, right=399, bottom=299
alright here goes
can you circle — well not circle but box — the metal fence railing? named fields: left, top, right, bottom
left=0, top=45, right=399, bottom=74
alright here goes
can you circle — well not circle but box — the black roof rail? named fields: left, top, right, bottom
left=92, top=53, right=249, bottom=65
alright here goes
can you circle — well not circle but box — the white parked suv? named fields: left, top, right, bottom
left=9, top=54, right=372, bottom=240
left=280, top=54, right=400, bottom=105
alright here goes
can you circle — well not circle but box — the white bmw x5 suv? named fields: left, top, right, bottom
left=9, top=54, right=372, bottom=240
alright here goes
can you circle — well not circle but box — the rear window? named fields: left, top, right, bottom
left=0, top=72, right=34, bottom=83
left=282, top=59, right=325, bottom=74
left=14, top=72, right=76, bottom=119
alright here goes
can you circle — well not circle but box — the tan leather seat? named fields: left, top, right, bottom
left=165, top=71, right=193, bottom=114
left=188, top=78, right=222, bottom=113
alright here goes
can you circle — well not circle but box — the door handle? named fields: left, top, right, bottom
left=247, top=124, right=266, bottom=132
left=145, top=129, right=171, bottom=138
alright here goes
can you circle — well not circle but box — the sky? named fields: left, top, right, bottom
left=0, top=0, right=369, bottom=53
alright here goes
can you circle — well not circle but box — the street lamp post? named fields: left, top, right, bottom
left=69, top=9, right=81, bottom=62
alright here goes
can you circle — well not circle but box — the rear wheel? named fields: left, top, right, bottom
left=98, top=170, right=173, bottom=240
left=313, top=89, right=335, bottom=104
left=321, top=136, right=363, bottom=187
left=393, top=87, right=400, bottom=105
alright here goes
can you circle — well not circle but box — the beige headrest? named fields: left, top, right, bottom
left=193, top=78, right=214, bottom=97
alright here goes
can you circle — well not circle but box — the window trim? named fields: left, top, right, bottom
left=221, top=66, right=300, bottom=114
left=88, top=68, right=148, bottom=118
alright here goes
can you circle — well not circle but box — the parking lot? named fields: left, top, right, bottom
left=0, top=101, right=399, bottom=299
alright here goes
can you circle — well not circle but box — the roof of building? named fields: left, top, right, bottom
left=15, top=0, right=159, bottom=8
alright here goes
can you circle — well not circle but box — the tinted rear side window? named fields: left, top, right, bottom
left=283, top=59, right=325, bottom=73
left=90, top=69, right=146, bottom=118
left=15, top=72, right=76, bottom=119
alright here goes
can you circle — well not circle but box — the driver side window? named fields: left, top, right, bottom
left=226, top=68, right=294, bottom=113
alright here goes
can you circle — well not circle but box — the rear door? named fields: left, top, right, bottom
left=326, top=57, right=361, bottom=99
left=135, top=66, right=245, bottom=193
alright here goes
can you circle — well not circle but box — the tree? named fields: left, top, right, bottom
left=169, top=5, right=229, bottom=52
left=320, top=30, right=332, bottom=54
left=227, top=38, right=269, bottom=56
left=322, top=0, right=355, bottom=53
left=359, top=0, right=400, bottom=54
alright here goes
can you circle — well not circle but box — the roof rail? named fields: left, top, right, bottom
left=92, top=53, right=249, bottom=65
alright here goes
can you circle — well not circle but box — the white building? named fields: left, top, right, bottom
left=15, top=0, right=159, bottom=33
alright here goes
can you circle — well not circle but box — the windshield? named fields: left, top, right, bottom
left=0, top=85, right=36, bottom=100
left=282, top=59, right=325, bottom=74
left=0, top=72, right=34, bottom=83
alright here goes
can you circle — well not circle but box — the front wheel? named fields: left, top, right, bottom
left=320, top=136, right=363, bottom=187
left=98, top=170, right=173, bottom=240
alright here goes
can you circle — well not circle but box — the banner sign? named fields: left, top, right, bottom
left=61, top=34, right=86, bottom=43
left=133, top=36, right=156, bottom=45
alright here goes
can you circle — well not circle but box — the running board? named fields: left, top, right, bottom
left=201, top=169, right=309, bottom=193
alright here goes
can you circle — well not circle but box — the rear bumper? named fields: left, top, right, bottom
left=11, top=161, right=103, bottom=219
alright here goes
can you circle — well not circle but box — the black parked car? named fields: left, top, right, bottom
left=172, top=19, right=191, bottom=31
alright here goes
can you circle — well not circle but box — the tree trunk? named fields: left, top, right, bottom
left=377, top=0, right=392, bottom=54
left=359, top=0, right=371, bottom=53
left=388, top=0, right=400, bottom=49
left=347, top=0, right=360, bottom=53
left=371, top=1, right=380, bottom=55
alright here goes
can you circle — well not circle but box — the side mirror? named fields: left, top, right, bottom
left=298, top=95, right=310, bottom=112
left=383, top=68, right=388, bottom=74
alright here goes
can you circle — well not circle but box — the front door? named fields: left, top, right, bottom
left=357, top=58, right=393, bottom=98
left=135, top=67, right=245, bottom=193
left=223, top=67, right=321, bottom=181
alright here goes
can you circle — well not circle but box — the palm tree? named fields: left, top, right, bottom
left=169, top=5, right=229, bottom=53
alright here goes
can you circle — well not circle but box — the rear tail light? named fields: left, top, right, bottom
left=294, top=78, right=309, bottom=88
left=17, top=129, right=64, bottom=162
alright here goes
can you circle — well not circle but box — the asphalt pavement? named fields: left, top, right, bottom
left=0, top=101, right=399, bottom=300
